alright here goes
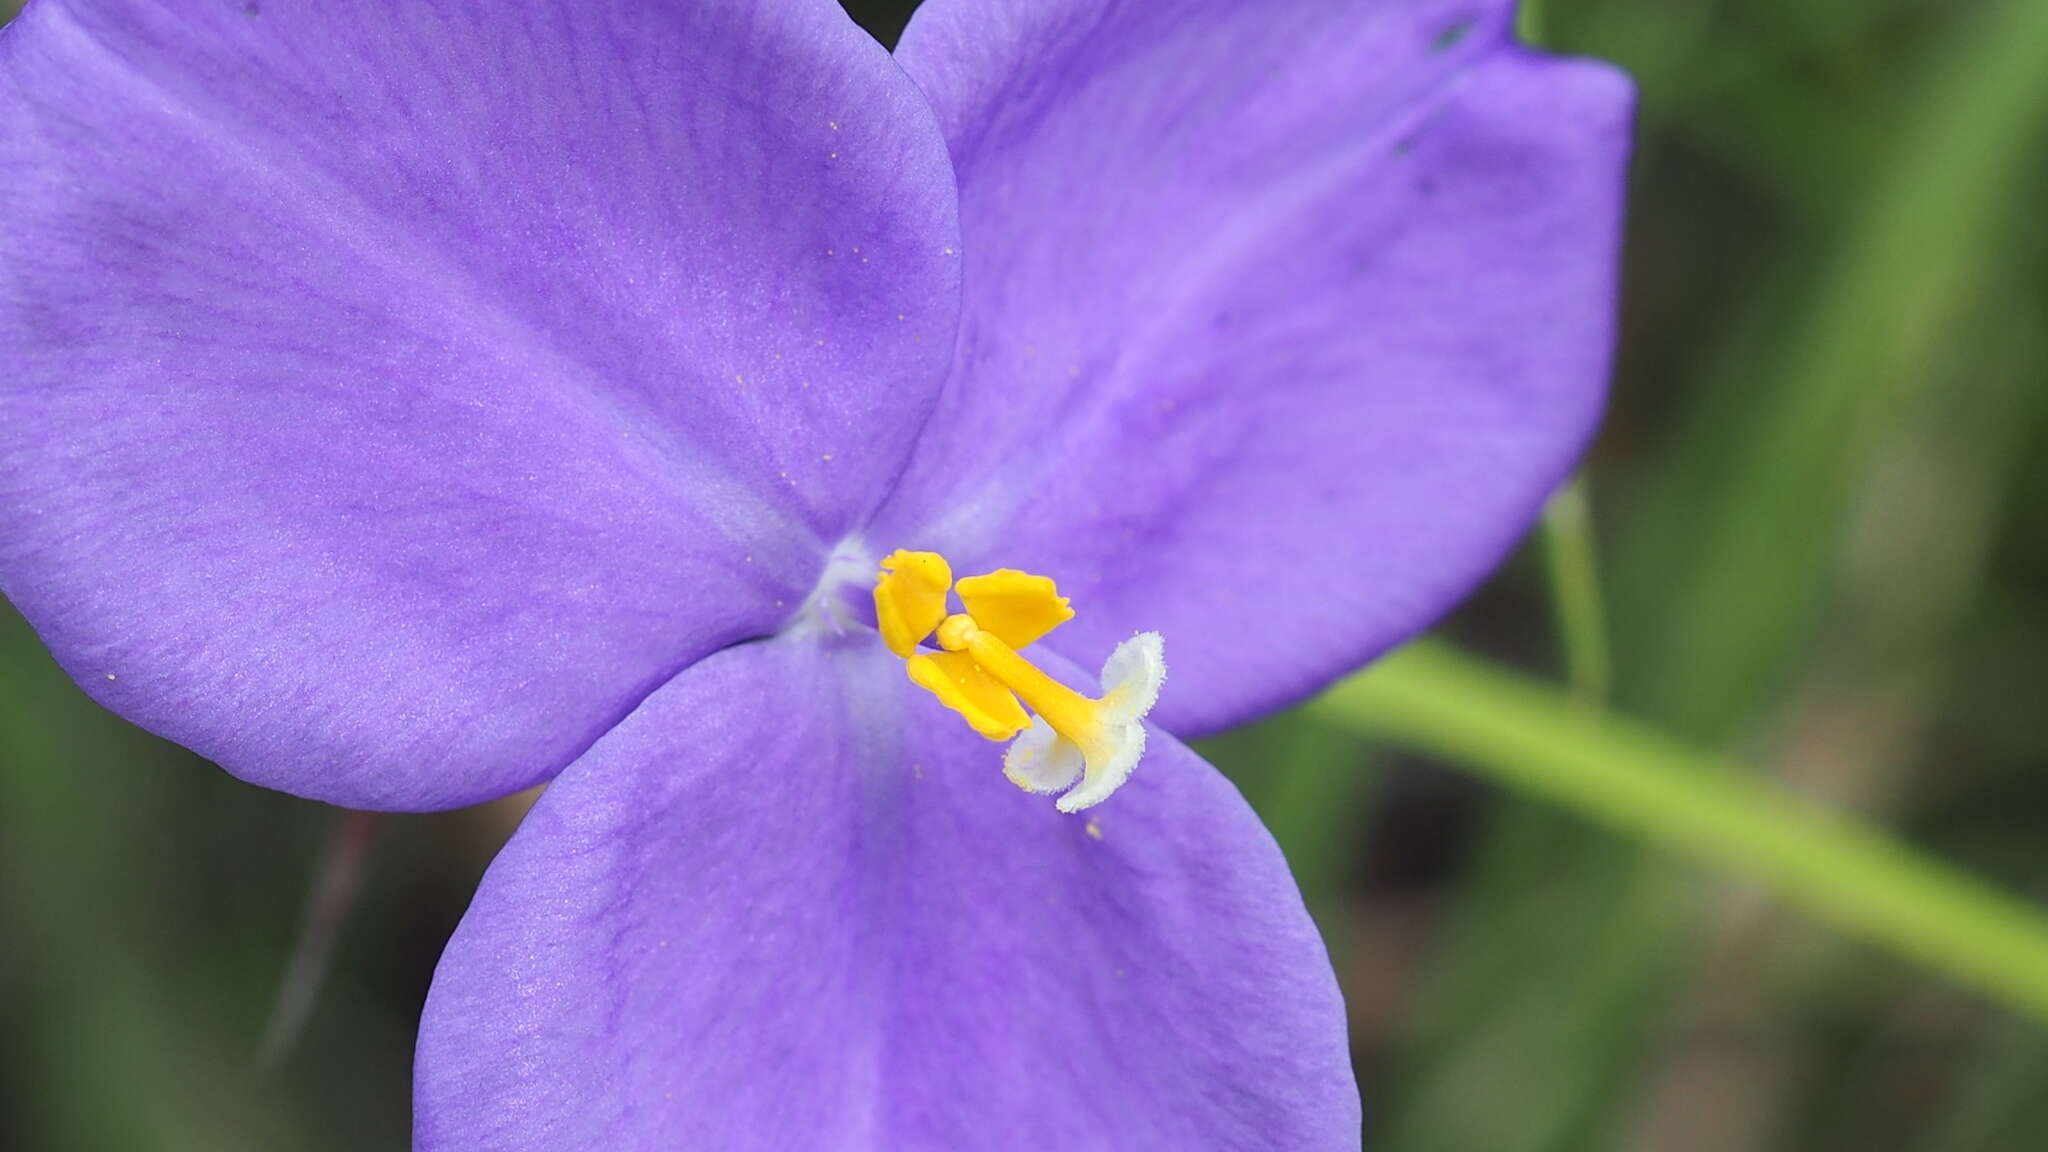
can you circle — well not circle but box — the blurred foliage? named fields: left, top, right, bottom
left=5, top=0, right=2048, bottom=1149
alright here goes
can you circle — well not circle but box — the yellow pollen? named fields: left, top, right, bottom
left=871, top=550, right=1165, bottom=811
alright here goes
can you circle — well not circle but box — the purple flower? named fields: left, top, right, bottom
left=0, top=0, right=1629, bottom=1146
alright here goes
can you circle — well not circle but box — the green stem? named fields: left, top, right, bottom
left=1310, top=641, right=2048, bottom=1022
left=1539, top=476, right=1611, bottom=709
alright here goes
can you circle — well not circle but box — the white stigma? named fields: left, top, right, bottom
left=1003, top=631, right=1166, bottom=812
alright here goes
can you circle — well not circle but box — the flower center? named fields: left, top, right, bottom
left=873, top=549, right=1165, bottom=812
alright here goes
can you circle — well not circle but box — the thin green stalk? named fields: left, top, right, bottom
left=1539, top=476, right=1611, bottom=710
left=1310, top=641, right=2048, bottom=1023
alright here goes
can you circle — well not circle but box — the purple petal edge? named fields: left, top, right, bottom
left=0, top=0, right=961, bottom=808
left=417, top=633, right=1360, bottom=1151
left=877, top=0, right=1634, bottom=735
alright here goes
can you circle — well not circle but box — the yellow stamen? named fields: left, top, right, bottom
left=937, top=614, right=1106, bottom=751
left=905, top=649, right=1029, bottom=740
left=955, top=569, right=1073, bottom=649
left=873, top=549, right=951, bottom=657
left=871, top=550, right=1166, bottom=811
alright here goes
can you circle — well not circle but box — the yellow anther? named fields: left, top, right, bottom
left=874, top=549, right=952, bottom=657
left=872, top=550, right=1167, bottom=812
left=941, top=616, right=1107, bottom=754
left=905, top=650, right=1029, bottom=740
left=955, top=569, right=1073, bottom=649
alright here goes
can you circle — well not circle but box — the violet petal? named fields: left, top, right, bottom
left=0, top=0, right=961, bottom=809
left=873, top=0, right=1633, bottom=735
left=416, top=635, right=1358, bottom=1150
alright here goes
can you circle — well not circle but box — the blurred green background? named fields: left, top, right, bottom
left=6, top=0, right=2048, bottom=1148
